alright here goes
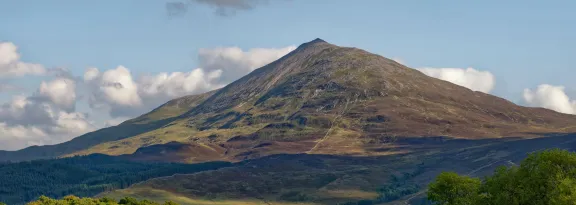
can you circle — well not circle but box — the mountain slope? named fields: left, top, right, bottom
left=0, top=90, right=217, bottom=162
left=105, top=134, right=576, bottom=205
left=2, top=38, right=576, bottom=162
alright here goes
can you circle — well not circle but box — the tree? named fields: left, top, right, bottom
left=25, top=195, right=179, bottom=205
left=427, top=172, right=481, bottom=205
left=427, top=149, right=576, bottom=205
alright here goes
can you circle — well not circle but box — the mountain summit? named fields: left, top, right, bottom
left=2, top=39, right=576, bottom=162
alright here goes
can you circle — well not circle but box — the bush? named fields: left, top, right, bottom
left=427, top=149, right=576, bottom=205
left=26, top=195, right=179, bottom=205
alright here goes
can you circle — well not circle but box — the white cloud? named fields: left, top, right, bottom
left=523, top=84, right=576, bottom=114
left=84, top=45, right=294, bottom=119
left=198, top=46, right=296, bottom=82
left=0, top=42, right=46, bottom=77
left=85, top=66, right=142, bottom=107
left=417, top=67, right=495, bottom=93
left=0, top=44, right=295, bottom=150
left=138, top=68, right=223, bottom=99
left=0, top=123, right=48, bottom=149
left=84, top=67, right=100, bottom=82
left=39, top=78, right=76, bottom=111
left=0, top=71, right=96, bottom=150
left=100, top=66, right=142, bottom=106
left=0, top=95, right=95, bottom=151
left=84, top=66, right=223, bottom=118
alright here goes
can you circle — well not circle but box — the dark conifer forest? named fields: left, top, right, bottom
left=0, top=154, right=230, bottom=205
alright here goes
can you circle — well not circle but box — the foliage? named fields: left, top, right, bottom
left=25, top=195, right=179, bottom=205
left=278, top=191, right=312, bottom=202
left=427, top=149, right=576, bottom=205
left=0, top=154, right=231, bottom=205
left=427, top=172, right=481, bottom=205
left=376, top=165, right=423, bottom=202
left=339, top=165, right=423, bottom=205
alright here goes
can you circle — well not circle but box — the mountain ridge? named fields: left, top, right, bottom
left=2, top=38, right=576, bottom=163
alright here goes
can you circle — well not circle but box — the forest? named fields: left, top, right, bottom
left=0, top=154, right=230, bottom=205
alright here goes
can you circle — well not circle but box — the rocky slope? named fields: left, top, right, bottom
left=2, top=38, right=576, bottom=163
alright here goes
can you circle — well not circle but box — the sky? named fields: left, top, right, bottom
left=1, top=0, right=575, bottom=150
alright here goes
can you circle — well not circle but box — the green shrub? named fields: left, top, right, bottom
left=26, top=195, right=180, bottom=205
left=427, top=149, right=576, bottom=205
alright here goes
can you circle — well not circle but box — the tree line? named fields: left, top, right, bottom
left=24, top=195, right=178, bottom=205
left=0, top=154, right=230, bottom=205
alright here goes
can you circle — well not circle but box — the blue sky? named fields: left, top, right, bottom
left=1, top=0, right=575, bottom=150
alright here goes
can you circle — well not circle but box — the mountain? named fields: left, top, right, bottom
left=2, top=38, right=576, bottom=163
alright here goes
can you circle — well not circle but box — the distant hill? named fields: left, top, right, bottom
left=2, top=38, right=576, bottom=163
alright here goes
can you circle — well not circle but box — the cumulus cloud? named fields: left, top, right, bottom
left=91, top=66, right=142, bottom=107
left=523, top=84, right=576, bottom=114
left=38, top=78, right=76, bottom=111
left=0, top=43, right=294, bottom=150
left=0, top=92, right=95, bottom=151
left=0, top=42, right=46, bottom=77
left=84, top=66, right=223, bottom=118
left=0, top=67, right=97, bottom=150
left=139, top=68, right=223, bottom=99
left=198, top=46, right=296, bottom=82
left=166, top=0, right=275, bottom=16
left=84, top=45, right=293, bottom=118
left=417, top=67, right=495, bottom=93
left=0, top=123, right=48, bottom=150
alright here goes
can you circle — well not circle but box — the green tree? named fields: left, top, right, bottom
left=25, top=195, right=179, bottom=205
left=427, top=149, right=576, bottom=205
left=427, top=172, right=481, bottom=205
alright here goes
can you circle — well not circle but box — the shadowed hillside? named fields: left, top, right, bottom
left=106, top=133, right=576, bottom=205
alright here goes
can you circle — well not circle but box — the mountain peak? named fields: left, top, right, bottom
left=296, top=38, right=330, bottom=49
left=309, top=38, right=327, bottom=43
